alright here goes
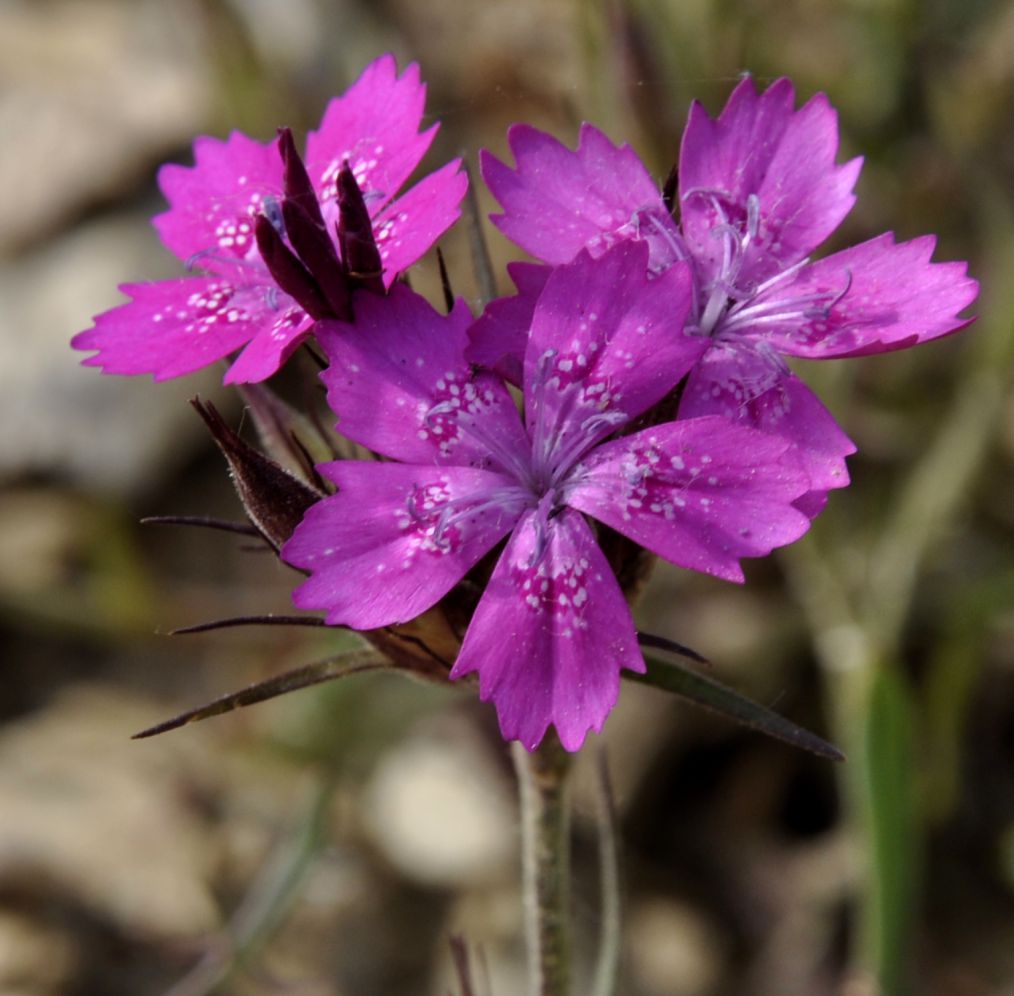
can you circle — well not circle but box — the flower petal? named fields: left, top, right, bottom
left=450, top=508, right=643, bottom=751
left=283, top=461, right=523, bottom=629
left=760, top=233, right=979, bottom=359
left=482, top=123, right=664, bottom=265
left=222, top=309, right=315, bottom=384
left=154, top=131, right=282, bottom=266
left=305, top=55, right=437, bottom=226
left=567, top=416, right=812, bottom=582
left=523, top=242, right=702, bottom=460
left=465, top=261, right=550, bottom=385
left=316, top=285, right=531, bottom=470
left=372, top=159, right=468, bottom=285
left=679, top=77, right=861, bottom=287
left=678, top=343, right=855, bottom=506
left=71, top=277, right=303, bottom=382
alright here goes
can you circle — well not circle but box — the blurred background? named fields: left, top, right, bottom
left=2, top=0, right=1013, bottom=992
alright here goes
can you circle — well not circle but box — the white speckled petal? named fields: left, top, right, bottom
left=154, top=131, right=283, bottom=268
left=566, top=416, right=812, bottom=582
left=306, top=55, right=436, bottom=223
left=482, top=122, right=664, bottom=265
left=678, top=350, right=855, bottom=511
left=523, top=242, right=702, bottom=463
left=316, top=285, right=530, bottom=470
left=223, top=308, right=316, bottom=384
left=72, top=277, right=304, bottom=383
left=450, top=508, right=643, bottom=752
left=679, top=77, right=862, bottom=288
left=371, top=160, right=468, bottom=286
left=283, top=461, right=523, bottom=629
left=758, top=233, right=979, bottom=359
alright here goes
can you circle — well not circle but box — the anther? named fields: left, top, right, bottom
left=746, top=193, right=760, bottom=240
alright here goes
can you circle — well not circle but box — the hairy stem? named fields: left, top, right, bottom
left=512, top=736, right=573, bottom=996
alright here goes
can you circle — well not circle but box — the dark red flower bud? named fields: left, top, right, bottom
left=336, top=161, right=384, bottom=292
left=254, top=214, right=331, bottom=319
left=280, top=198, right=352, bottom=320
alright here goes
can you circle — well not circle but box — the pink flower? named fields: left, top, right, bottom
left=73, top=55, right=466, bottom=384
left=474, top=77, right=978, bottom=513
left=282, top=244, right=812, bottom=750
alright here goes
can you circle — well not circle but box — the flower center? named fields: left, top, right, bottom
left=641, top=191, right=850, bottom=343
left=418, top=349, right=632, bottom=568
left=527, top=348, right=627, bottom=493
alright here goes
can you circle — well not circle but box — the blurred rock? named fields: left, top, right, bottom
left=0, top=910, right=78, bottom=996
left=627, top=897, right=724, bottom=996
left=0, top=684, right=220, bottom=936
left=363, top=726, right=515, bottom=889
left=0, top=0, right=211, bottom=254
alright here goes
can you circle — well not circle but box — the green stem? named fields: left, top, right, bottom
left=591, top=749, right=621, bottom=996
left=512, top=736, right=573, bottom=996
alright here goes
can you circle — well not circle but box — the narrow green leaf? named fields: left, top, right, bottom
left=591, top=749, right=622, bottom=996
left=637, top=630, right=709, bottom=664
left=864, top=666, right=918, bottom=996
left=628, top=655, right=845, bottom=762
left=132, top=649, right=388, bottom=738
left=170, top=614, right=326, bottom=636
left=461, top=157, right=497, bottom=306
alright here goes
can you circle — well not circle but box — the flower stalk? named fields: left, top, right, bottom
left=513, top=736, right=573, bottom=996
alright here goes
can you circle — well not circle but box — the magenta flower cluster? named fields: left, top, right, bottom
left=73, top=57, right=977, bottom=751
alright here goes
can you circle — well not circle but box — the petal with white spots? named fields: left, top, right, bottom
left=566, top=416, right=811, bottom=582
left=370, top=159, right=468, bottom=285
left=482, top=123, right=664, bottom=265
left=316, top=286, right=530, bottom=471
left=759, top=233, right=979, bottom=359
left=679, top=77, right=861, bottom=289
left=523, top=243, right=702, bottom=470
left=71, top=277, right=296, bottom=382
left=679, top=349, right=855, bottom=510
left=451, top=508, right=643, bottom=751
left=305, top=55, right=436, bottom=227
left=223, top=308, right=315, bottom=384
left=283, top=462, right=524, bottom=629
left=154, top=131, right=283, bottom=268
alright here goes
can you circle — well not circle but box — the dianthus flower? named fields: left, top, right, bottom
left=472, top=77, right=978, bottom=512
left=73, top=54, right=466, bottom=383
left=282, top=243, right=812, bottom=750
